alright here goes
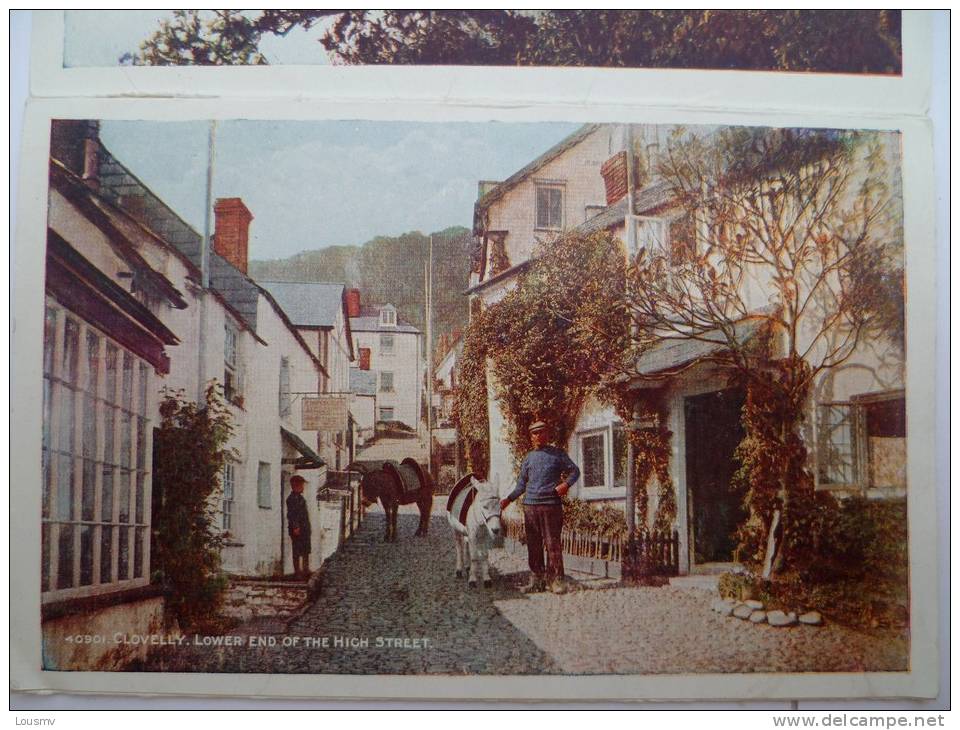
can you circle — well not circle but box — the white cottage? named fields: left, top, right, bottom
left=470, top=123, right=906, bottom=575
left=48, top=119, right=327, bottom=588
left=257, top=280, right=357, bottom=471
left=346, top=290, right=423, bottom=432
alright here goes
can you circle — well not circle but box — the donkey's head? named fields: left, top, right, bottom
left=359, top=470, right=388, bottom=507
left=472, top=476, right=504, bottom=547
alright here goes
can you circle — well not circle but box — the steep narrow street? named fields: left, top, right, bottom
left=143, top=506, right=908, bottom=676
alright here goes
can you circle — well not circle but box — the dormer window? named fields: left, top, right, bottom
left=535, top=182, right=564, bottom=230
left=380, top=306, right=397, bottom=327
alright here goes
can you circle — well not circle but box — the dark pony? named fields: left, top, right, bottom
left=350, top=458, right=433, bottom=542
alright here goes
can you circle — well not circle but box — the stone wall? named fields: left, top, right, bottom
left=42, top=595, right=166, bottom=671
left=221, top=575, right=321, bottom=622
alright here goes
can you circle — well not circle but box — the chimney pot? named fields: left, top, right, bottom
left=345, top=288, right=361, bottom=318
left=213, top=198, right=253, bottom=274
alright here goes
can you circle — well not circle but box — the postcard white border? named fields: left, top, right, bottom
left=30, top=10, right=932, bottom=120
left=11, top=91, right=941, bottom=701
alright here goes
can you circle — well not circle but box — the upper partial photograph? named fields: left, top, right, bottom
left=65, top=9, right=903, bottom=75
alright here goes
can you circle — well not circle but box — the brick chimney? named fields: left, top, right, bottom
left=345, top=288, right=361, bottom=318
left=213, top=198, right=253, bottom=274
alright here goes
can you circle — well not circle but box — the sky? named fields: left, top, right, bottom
left=64, top=10, right=332, bottom=66
left=99, top=120, right=582, bottom=261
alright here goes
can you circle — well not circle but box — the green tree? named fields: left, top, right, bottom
left=152, top=384, right=235, bottom=630
left=124, top=10, right=901, bottom=74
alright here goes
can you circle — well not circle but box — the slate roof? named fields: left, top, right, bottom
left=635, top=318, right=767, bottom=376
left=633, top=180, right=675, bottom=215
left=350, top=368, right=377, bottom=396
left=572, top=195, right=630, bottom=236
left=349, top=305, right=420, bottom=334
left=257, top=281, right=345, bottom=328
left=98, top=145, right=261, bottom=333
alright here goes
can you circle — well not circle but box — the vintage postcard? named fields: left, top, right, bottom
left=12, top=106, right=939, bottom=701
left=11, top=10, right=943, bottom=704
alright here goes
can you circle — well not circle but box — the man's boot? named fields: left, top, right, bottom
left=520, top=574, right=545, bottom=594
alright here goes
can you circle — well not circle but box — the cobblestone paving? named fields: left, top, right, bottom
left=145, top=511, right=561, bottom=675
left=144, top=509, right=908, bottom=675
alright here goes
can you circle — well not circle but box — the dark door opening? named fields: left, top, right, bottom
left=684, top=388, right=747, bottom=565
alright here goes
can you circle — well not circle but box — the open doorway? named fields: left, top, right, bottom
left=684, top=388, right=747, bottom=569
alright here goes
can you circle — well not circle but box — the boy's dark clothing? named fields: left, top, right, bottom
left=286, top=491, right=311, bottom=558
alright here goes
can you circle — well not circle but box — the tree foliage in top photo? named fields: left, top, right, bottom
left=123, top=10, right=901, bottom=74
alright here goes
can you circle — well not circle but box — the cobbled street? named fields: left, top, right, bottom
left=143, top=506, right=908, bottom=676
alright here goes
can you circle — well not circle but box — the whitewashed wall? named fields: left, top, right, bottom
left=484, top=126, right=613, bottom=269
left=352, top=328, right=422, bottom=430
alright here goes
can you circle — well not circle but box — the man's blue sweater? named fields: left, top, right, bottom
left=505, top=446, right=581, bottom=506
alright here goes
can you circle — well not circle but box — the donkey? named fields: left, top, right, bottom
left=355, top=458, right=433, bottom=542
left=446, top=474, right=504, bottom=588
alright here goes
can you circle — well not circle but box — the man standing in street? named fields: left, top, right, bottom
left=286, top=474, right=312, bottom=578
left=500, top=420, right=580, bottom=594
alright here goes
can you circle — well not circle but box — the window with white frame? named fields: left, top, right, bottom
left=860, top=394, right=906, bottom=490
left=380, top=307, right=396, bottom=327
left=222, top=461, right=236, bottom=532
left=535, top=183, right=564, bottom=230
left=579, top=431, right=607, bottom=489
left=817, top=403, right=858, bottom=487
left=257, top=461, right=271, bottom=509
left=379, top=371, right=395, bottom=393
left=379, top=333, right=395, bottom=355
left=41, top=303, right=151, bottom=597
left=224, top=323, right=241, bottom=404
left=636, top=214, right=697, bottom=263
left=816, top=392, right=906, bottom=491
left=379, top=406, right=395, bottom=422
left=279, top=356, right=291, bottom=417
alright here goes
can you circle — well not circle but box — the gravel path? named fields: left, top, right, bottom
left=143, top=510, right=908, bottom=675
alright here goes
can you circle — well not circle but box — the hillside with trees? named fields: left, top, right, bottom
left=249, top=225, right=473, bottom=346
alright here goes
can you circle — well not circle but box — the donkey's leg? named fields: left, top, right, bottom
left=468, top=556, right=480, bottom=588
left=454, top=534, right=465, bottom=579
left=389, top=503, right=399, bottom=542
left=415, top=492, right=433, bottom=536
left=477, top=542, right=492, bottom=588
left=467, top=538, right=480, bottom=587
left=381, top=499, right=391, bottom=542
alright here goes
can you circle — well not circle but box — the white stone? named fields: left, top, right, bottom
left=733, top=603, right=754, bottom=619
left=799, top=611, right=823, bottom=625
left=712, top=598, right=735, bottom=613
left=766, top=610, right=798, bottom=627
left=745, top=599, right=764, bottom=610
left=749, top=610, right=767, bottom=624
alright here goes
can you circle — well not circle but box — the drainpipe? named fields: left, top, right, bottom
left=197, top=120, right=216, bottom=403
left=622, top=123, right=641, bottom=583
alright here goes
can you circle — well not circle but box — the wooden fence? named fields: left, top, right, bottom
left=504, top=519, right=679, bottom=576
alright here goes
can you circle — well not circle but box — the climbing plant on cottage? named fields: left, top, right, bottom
left=454, top=229, right=630, bottom=476
left=627, top=127, right=903, bottom=579
left=152, top=383, right=236, bottom=630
